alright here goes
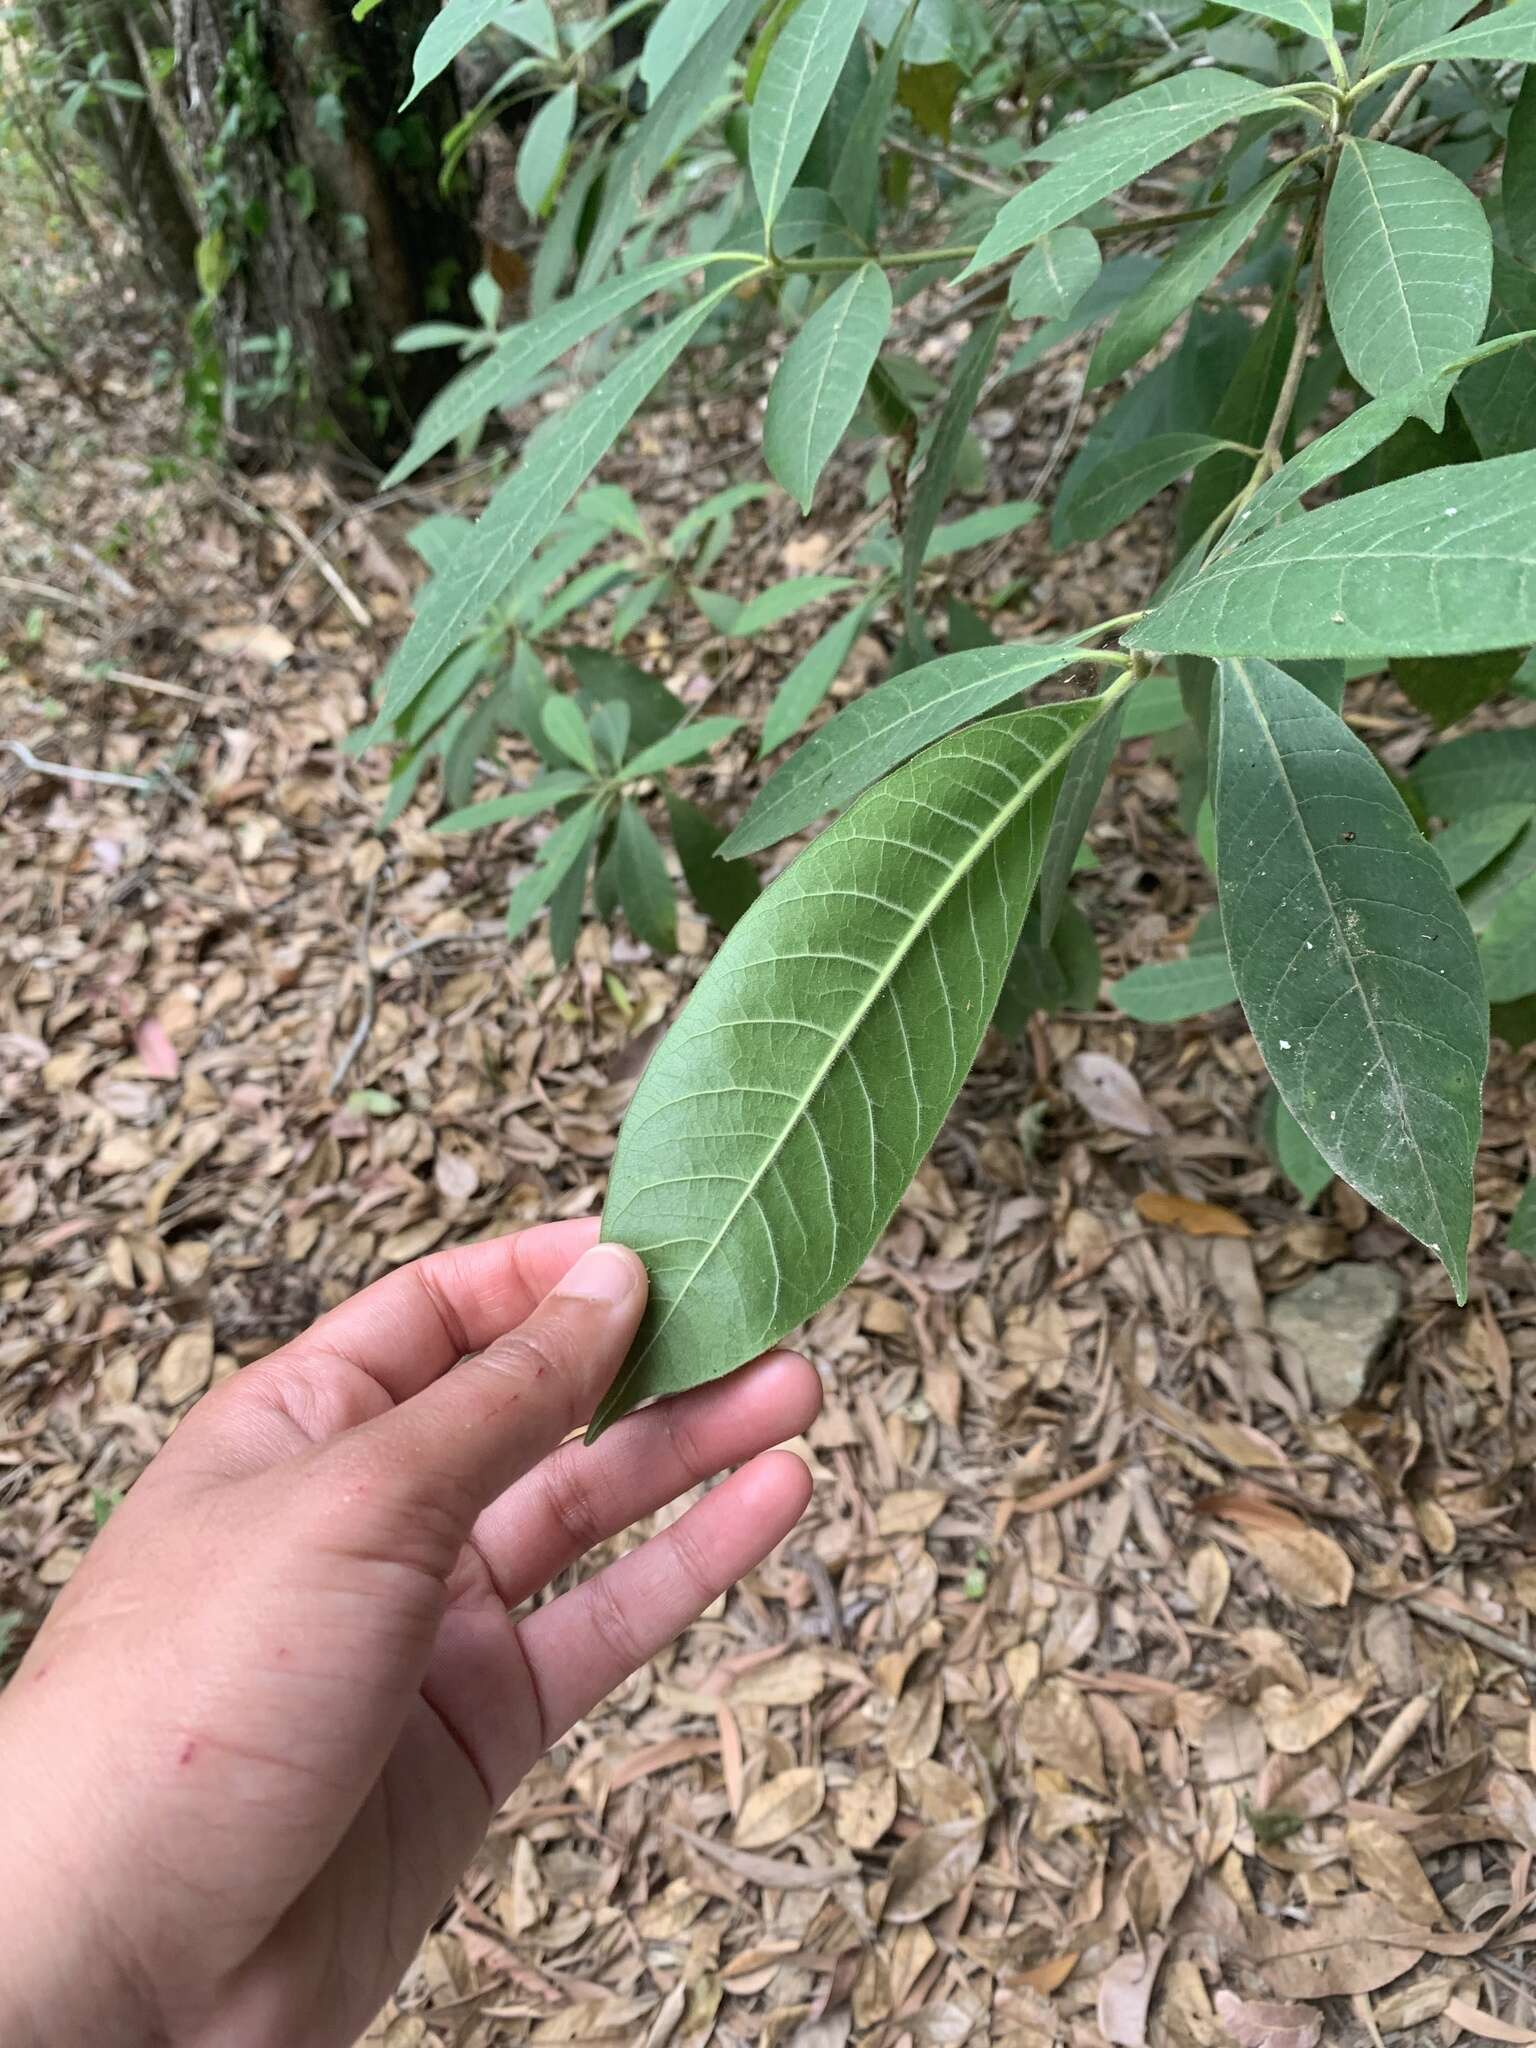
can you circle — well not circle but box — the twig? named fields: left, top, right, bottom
left=1396, top=1593, right=1536, bottom=1677
left=0, top=575, right=110, bottom=616
left=1367, top=62, right=1433, bottom=141
left=101, top=667, right=231, bottom=710
left=1030, top=362, right=1090, bottom=498
left=212, top=486, right=373, bottom=632
left=327, top=868, right=383, bottom=1095
left=0, top=279, right=107, bottom=416
left=2, top=739, right=155, bottom=792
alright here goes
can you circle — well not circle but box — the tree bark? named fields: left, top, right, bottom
left=173, top=0, right=478, bottom=465
left=86, top=1, right=201, bottom=300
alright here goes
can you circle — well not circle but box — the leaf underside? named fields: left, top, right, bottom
left=592, top=698, right=1100, bottom=1433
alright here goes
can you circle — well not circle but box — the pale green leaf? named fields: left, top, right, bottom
left=515, top=82, right=575, bottom=216
left=380, top=284, right=742, bottom=723
left=901, top=310, right=1006, bottom=623
left=763, top=264, right=893, bottom=511
left=829, top=12, right=908, bottom=243
left=1455, top=253, right=1536, bottom=461
left=1054, top=432, right=1237, bottom=547
left=1431, top=804, right=1535, bottom=888
left=614, top=800, right=678, bottom=953
left=1380, top=0, right=1536, bottom=68
left=733, top=576, right=858, bottom=636
left=1128, top=449, right=1536, bottom=661
left=1323, top=140, right=1490, bottom=397
left=384, top=255, right=717, bottom=489
left=505, top=800, right=603, bottom=940
left=749, top=0, right=867, bottom=234
left=622, top=717, right=743, bottom=780
left=1088, top=171, right=1288, bottom=390
left=640, top=0, right=736, bottom=96
left=759, top=597, right=880, bottom=756
left=1214, top=657, right=1486, bottom=1299
left=1359, top=0, right=1473, bottom=69
left=566, top=647, right=684, bottom=749
left=996, top=900, right=1100, bottom=1034
left=1121, top=670, right=1187, bottom=740
left=591, top=697, right=1101, bottom=1430
left=1480, top=871, right=1536, bottom=1001
left=957, top=72, right=1297, bottom=282
left=1506, top=71, right=1536, bottom=274
left=543, top=695, right=598, bottom=771
left=404, top=0, right=555, bottom=106
left=1267, top=1092, right=1335, bottom=1205
left=923, top=500, right=1040, bottom=559
left=1008, top=228, right=1102, bottom=322
left=722, top=642, right=1093, bottom=857
left=1035, top=692, right=1123, bottom=938
left=1110, top=948, right=1238, bottom=1022
left=434, top=771, right=591, bottom=833
left=1243, top=0, right=1334, bottom=33
left=1412, top=731, right=1536, bottom=818
left=1510, top=1178, right=1536, bottom=1257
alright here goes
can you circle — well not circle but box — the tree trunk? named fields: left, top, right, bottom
left=86, top=1, right=201, bottom=300
left=173, top=0, right=478, bottom=465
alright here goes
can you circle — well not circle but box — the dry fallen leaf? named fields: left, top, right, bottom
left=1488, top=1771, right=1536, bottom=1852
left=1096, top=1937, right=1167, bottom=2047
left=1345, top=1815, right=1442, bottom=1925
left=1134, top=1188, right=1251, bottom=1237
left=876, top=1488, right=947, bottom=1537
left=154, top=1325, right=214, bottom=1405
left=728, top=1652, right=826, bottom=1707
left=197, top=621, right=296, bottom=665
left=134, top=1016, right=180, bottom=1079
left=735, top=1767, right=825, bottom=1849
left=1258, top=1675, right=1373, bottom=1755
left=1062, top=1052, right=1163, bottom=1137
left=1188, top=1542, right=1232, bottom=1625
left=883, top=1819, right=985, bottom=1925
left=1016, top=1676, right=1108, bottom=1793
left=833, top=1768, right=897, bottom=1852
left=1244, top=1524, right=1354, bottom=1609
left=1016, top=1954, right=1079, bottom=1995
left=1213, top=1990, right=1323, bottom=2048
left=1442, top=1997, right=1536, bottom=2044
left=1248, top=1895, right=1423, bottom=1998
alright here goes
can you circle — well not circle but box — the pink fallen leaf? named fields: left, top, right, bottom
left=135, top=1017, right=180, bottom=1080
left=1096, top=1936, right=1167, bottom=2047
left=1215, top=1990, right=1323, bottom=2048
left=1063, top=1053, right=1166, bottom=1138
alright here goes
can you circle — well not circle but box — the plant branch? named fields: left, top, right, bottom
left=1367, top=62, right=1433, bottom=140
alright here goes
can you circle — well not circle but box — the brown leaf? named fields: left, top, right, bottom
left=1257, top=1675, right=1373, bottom=1755
left=1015, top=1954, right=1079, bottom=1994
left=1063, top=1052, right=1162, bottom=1137
left=735, top=1766, right=825, bottom=1849
left=154, top=1325, right=214, bottom=1405
left=883, top=1819, right=985, bottom=1925
left=1134, top=1188, right=1251, bottom=1237
left=1248, top=1895, right=1423, bottom=1997
left=1345, top=1816, right=1442, bottom=1925
left=728, top=1652, right=826, bottom=1706
left=1016, top=1677, right=1108, bottom=1793
left=198, top=621, right=296, bottom=665
left=1096, top=1937, right=1167, bottom=2047
left=876, top=1488, right=947, bottom=1537
left=1188, top=1542, right=1232, bottom=1626
left=833, top=1768, right=897, bottom=1852
left=1442, top=1998, right=1536, bottom=2044
left=673, top=1825, right=856, bottom=1890
left=135, top=1016, right=180, bottom=1079
left=1213, top=1991, right=1323, bottom=2048
left=1244, top=1524, right=1353, bottom=1609
left=1488, top=1771, right=1536, bottom=1852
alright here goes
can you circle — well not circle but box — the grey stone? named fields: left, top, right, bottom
left=1268, top=1261, right=1403, bottom=1411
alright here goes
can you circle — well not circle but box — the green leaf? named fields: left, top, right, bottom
left=1088, top=171, right=1288, bottom=391
left=1244, top=0, right=1334, bottom=32
left=580, top=0, right=761, bottom=287
left=1129, top=449, right=1536, bottom=662
left=763, top=265, right=894, bottom=511
left=434, top=771, right=592, bottom=833
left=1121, top=671, right=1188, bottom=741
left=957, top=72, right=1298, bottom=282
left=591, top=696, right=1102, bottom=1432
left=829, top=11, right=908, bottom=243
left=759, top=597, right=880, bottom=756
left=506, top=799, right=604, bottom=940
left=944, top=597, right=997, bottom=653
left=722, top=641, right=1095, bottom=857
left=548, top=825, right=595, bottom=967
left=1323, top=140, right=1491, bottom=398
left=543, top=695, right=598, bottom=771
left=1431, top=803, right=1535, bottom=888
left=1506, top=70, right=1536, bottom=274
left=901, top=310, right=1007, bottom=628
left=749, top=0, right=868, bottom=235
left=995, top=900, right=1100, bottom=1035
left=611, top=574, right=670, bottom=642
left=1035, top=693, right=1124, bottom=938
left=1454, top=251, right=1536, bottom=461
left=1394, top=648, right=1525, bottom=728
left=515, top=82, right=575, bottom=216
left=1008, top=228, right=1102, bottom=322
left=1213, top=657, right=1486, bottom=1299
left=1265, top=1091, right=1335, bottom=1206
left=622, top=717, right=742, bottom=780
left=1110, top=947, right=1237, bottom=1022
left=1054, top=432, right=1237, bottom=548
left=665, top=791, right=761, bottom=932
left=589, top=699, right=632, bottom=771
left=614, top=800, right=678, bottom=953
left=404, top=0, right=555, bottom=106
left=348, top=1088, right=402, bottom=1117
left=380, top=284, right=743, bottom=724
left=1412, top=730, right=1536, bottom=817
left=566, top=647, right=684, bottom=749
left=1359, top=0, right=1473, bottom=70
left=733, top=576, right=859, bottom=637
left=1510, top=1178, right=1536, bottom=1258
left=923, top=500, right=1040, bottom=558
left=1381, top=0, right=1536, bottom=67
left=640, top=0, right=737, bottom=97
left=1480, top=871, right=1536, bottom=1001
left=384, top=254, right=720, bottom=489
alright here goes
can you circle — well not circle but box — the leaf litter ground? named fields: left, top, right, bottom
left=3, top=295, right=1536, bottom=2048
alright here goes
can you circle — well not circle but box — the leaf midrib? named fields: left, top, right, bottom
left=1346, top=140, right=1426, bottom=383
left=599, top=704, right=1098, bottom=1416
left=1228, top=660, right=1452, bottom=1259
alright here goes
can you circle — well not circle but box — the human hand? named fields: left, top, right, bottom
left=0, top=1220, right=820, bottom=2048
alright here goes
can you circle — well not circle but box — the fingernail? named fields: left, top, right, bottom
left=559, top=1243, right=640, bottom=1305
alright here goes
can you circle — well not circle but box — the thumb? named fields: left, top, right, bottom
left=312, top=1242, right=648, bottom=1563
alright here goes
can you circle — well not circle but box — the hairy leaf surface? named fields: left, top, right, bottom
left=1214, top=658, right=1486, bottom=1298
left=593, top=699, right=1100, bottom=1430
